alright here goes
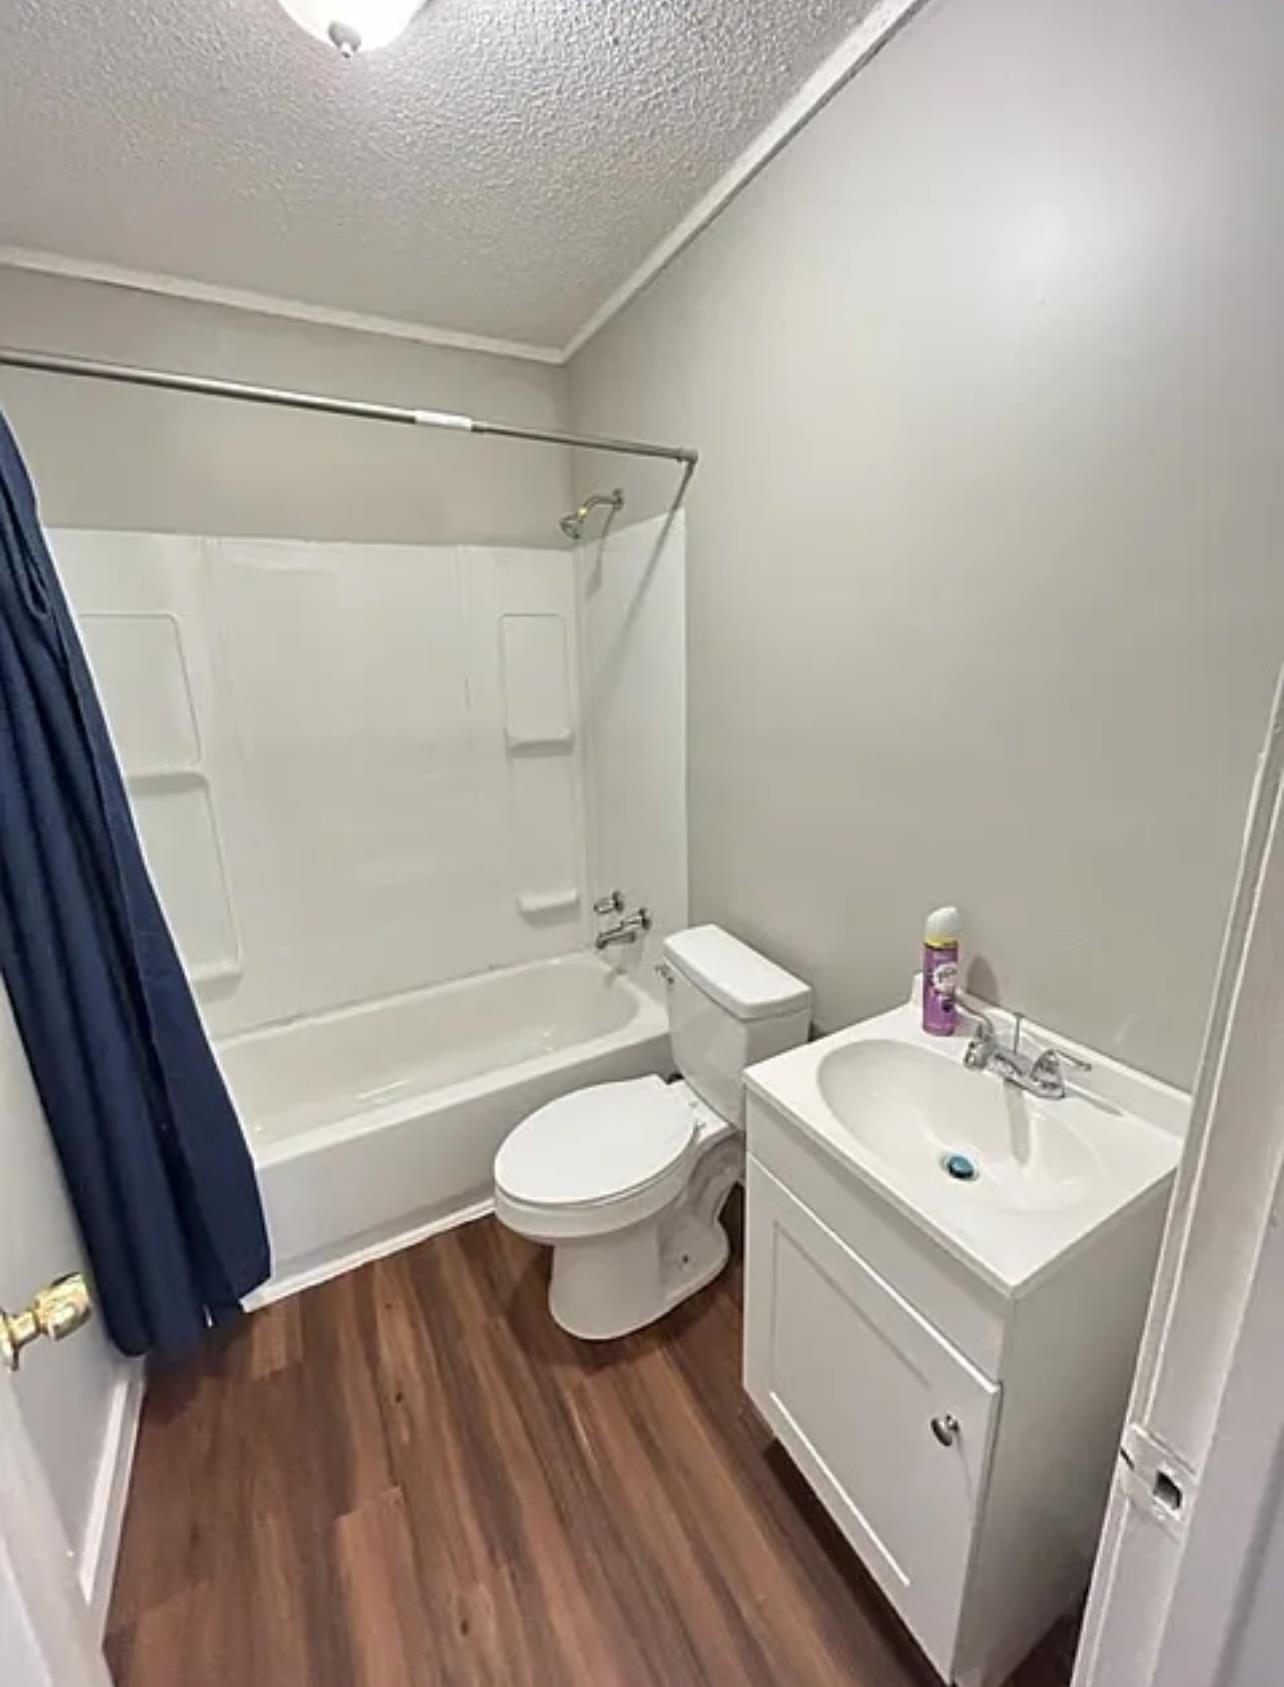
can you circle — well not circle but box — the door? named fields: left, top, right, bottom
left=0, top=1340, right=113, bottom=1687
left=1073, top=669, right=1284, bottom=1687
left=744, top=1158, right=1000, bottom=1679
left=0, top=978, right=137, bottom=1622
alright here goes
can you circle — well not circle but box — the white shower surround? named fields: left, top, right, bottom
left=53, top=512, right=686, bottom=1288
left=54, top=529, right=598, bottom=1034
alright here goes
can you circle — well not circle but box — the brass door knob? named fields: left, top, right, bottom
left=1, top=1273, right=93, bottom=1372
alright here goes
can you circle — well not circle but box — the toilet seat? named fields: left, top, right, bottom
left=494, top=1076, right=697, bottom=1239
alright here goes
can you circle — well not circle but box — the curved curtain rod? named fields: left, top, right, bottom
left=0, top=346, right=699, bottom=468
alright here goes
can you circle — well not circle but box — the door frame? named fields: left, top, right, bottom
left=1149, top=1165, right=1284, bottom=1685
left=1073, top=668, right=1284, bottom=1686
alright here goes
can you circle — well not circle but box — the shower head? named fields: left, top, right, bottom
left=560, top=488, right=624, bottom=542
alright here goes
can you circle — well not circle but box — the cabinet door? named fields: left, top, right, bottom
left=744, top=1158, right=1000, bottom=1680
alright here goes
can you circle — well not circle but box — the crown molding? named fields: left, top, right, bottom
left=560, top=0, right=929, bottom=361
left=0, top=246, right=565, bottom=366
left=0, top=0, right=926, bottom=376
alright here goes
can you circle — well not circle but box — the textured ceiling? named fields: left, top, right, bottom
left=0, top=0, right=881, bottom=349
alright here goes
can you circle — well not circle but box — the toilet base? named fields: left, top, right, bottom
left=549, top=1207, right=731, bottom=1341
left=547, top=1133, right=743, bottom=1340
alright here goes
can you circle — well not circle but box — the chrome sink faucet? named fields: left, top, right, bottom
left=962, top=1001, right=1091, bottom=1100
left=593, top=889, right=652, bottom=951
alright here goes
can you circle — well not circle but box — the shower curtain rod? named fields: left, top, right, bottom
left=0, top=347, right=699, bottom=467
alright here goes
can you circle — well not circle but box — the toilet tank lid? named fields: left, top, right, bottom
left=663, top=925, right=811, bottom=1022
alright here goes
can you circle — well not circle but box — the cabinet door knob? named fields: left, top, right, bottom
left=930, top=1413, right=960, bottom=1447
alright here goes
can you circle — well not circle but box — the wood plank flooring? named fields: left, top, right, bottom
left=106, top=1199, right=1079, bottom=1687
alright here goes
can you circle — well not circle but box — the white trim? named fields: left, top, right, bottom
left=0, top=247, right=564, bottom=367
left=76, top=1365, right=144, bottom=1637
left=244, top=1195, right=494, bottom=1311
left=1, top=1, right=925, bottom=373
left=1072, top=669, right=1284, bottom=1687
left=561, top=0, right=930, bottom=360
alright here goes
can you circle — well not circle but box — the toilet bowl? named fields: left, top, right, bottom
left=495, top=1075, right=742, bottom=1339
left=493, top=925, right=811, bottom=1339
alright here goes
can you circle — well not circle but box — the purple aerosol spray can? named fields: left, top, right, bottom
left=922, top=906, right=961, bottom=1036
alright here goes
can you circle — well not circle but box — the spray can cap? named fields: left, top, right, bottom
left=924, top=906, right=960, bottom=948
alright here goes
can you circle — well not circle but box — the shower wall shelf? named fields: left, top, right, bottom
left=187, top=957, right=245, bottom=990
left=517, top=888, right=582, bottom=920
left=504, top=728, right=576, bottom=755
left=124, top=765, right=207, bottom=792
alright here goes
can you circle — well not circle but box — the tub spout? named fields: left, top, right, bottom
left=594, top=909, right=652, bottom=950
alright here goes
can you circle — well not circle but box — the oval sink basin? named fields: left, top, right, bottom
left=815, top=1038, right=1102, bottom=1213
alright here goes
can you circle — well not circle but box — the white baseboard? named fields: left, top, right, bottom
left=78, top=1362, right=145, bottom=1635
left=245, top=1195, right=496, bottom=1312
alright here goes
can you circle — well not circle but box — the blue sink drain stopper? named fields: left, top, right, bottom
left=943, top=1152, right=979, bottom=1182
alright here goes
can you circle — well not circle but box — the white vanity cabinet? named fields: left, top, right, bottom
left=743, top=1089, right=1174, bottom=1687
left=746, top=1157, right=1000, bottom=1673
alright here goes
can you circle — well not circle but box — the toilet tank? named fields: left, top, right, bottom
left=662, top=925, right=811, bottom=1124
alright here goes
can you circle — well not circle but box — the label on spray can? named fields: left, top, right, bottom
left=923, top=945, right=959, bottom=1035
left=922, top=905, right=962, bottom=1036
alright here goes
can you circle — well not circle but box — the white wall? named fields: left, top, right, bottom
left=579, top=510, right=688, bottom=978
left=0, top=267, right=570, bottom=545
left=54, top=530, right=591, bottom=1039
left=567, top=0, right=1284, bottom=1086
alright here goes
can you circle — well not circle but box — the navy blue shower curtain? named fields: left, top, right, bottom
left=0, top=412, right=269, bottom=1359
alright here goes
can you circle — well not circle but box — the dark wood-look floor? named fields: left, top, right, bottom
left=106, top=1199, right=1079, bottom=1687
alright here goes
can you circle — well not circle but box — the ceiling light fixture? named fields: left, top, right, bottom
left=275, top=0, right=426, bottom=56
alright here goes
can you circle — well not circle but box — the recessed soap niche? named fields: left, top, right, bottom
left=500, top=611, right=582, bottom=924
left=81, top=610, right=244, bottom=991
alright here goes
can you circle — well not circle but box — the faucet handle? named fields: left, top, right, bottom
left=1031, top=1044, right=1093, bottom=1078
left=593, top=890, right=625, bottom=917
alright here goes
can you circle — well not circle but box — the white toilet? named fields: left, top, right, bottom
left=493, top=925, right=811, bottom=1339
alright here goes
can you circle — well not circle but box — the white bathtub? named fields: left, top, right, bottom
left=218, top=954, right=671, bottom=1297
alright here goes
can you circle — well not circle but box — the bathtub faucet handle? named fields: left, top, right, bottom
left=593, top=890, right=625, bottom=917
